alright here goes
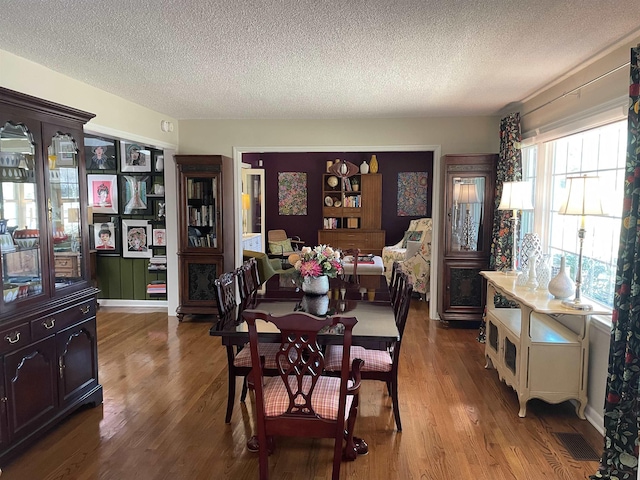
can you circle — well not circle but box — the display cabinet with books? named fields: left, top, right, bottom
left=175, top=155, right=227, bottom=320
left=318, top=172, right=385, bottom=255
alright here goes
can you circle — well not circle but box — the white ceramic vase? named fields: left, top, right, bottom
left=360, top=161, right=369, bottom=174
left=548, top=255, right=575, bottom=299
left=301, top=275, right=330, bottom=295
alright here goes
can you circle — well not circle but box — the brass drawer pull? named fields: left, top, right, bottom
left=43, top=318, right=56, bottom=330
left=4, top=332, right=20, bottom=344
left=80, top=305, right=90, bottom=315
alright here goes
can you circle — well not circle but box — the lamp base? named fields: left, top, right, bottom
left=561, top=299, right=593, bottom=311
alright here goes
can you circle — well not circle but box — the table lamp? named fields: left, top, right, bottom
left=457, top=182, right=480, bottom=250
left=498, top=181, right=534, bottom=275
left=557, top=175, right=605, bottom=310
left=242, top=193, right=250, bottom=233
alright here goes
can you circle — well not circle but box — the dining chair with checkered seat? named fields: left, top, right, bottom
left=242, top=310, right=364, bottom=480
left=324, top=272, right=413, bottom=431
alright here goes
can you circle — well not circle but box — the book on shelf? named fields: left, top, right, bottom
left=147, top=280, right=166, bottom=294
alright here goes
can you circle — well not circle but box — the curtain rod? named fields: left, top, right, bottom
left=521, top=61, right=630, bottom=118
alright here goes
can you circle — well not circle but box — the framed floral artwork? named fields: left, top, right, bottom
left=120, top=141, right=151, bottom=173
left=87, top=174, right=118, bottom=214
left=122, top=219, right=152, bottom=258
left=278, top=172, right=307, bottom=215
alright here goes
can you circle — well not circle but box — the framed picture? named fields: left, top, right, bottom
left=152, top=228, right=166, bottom=246
left=120, top=141, right=151, bottom=172
left=93, top=221, right=117, bottom=252
left=87, top=174, right=118, bottom=214
left=121, top=175, right=150, bottom=214
left=122, top=219, right=152, bottom=258
left=85, top=136, right=116, bottom=170
left=91, top=215, right=121, bottom=254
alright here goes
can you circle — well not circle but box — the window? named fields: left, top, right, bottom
left=522, top=120, right=627, bottom=308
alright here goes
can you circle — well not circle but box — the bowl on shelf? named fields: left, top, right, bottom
left=3, top=284, right=20, bottom=303
left=14, top=237, right=38, bottom=249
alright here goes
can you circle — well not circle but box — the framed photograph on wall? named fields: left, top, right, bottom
left=87, top=174, right=118, bottom=214
left=152, top=228, right=166, bottom=246
left=121, top=175, right=150, bottom=214
left=85, top=136, right=116, bottom=170
left=122, top=219, right=152, bottom=258
left=120, top=141, right=151, bottom=173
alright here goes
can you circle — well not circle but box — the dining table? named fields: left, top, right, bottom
left=209, top=273, right=399, bottom=349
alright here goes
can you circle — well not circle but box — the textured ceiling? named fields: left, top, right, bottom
left=0, top=1, right=638, bottom=120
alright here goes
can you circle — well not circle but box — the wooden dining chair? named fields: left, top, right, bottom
left=341, top=247, right=360, bottom=283
left=242, top=310, right=364, bottom=480
left=213, top=271, right=279, bottom=423
left=236, top=258, right=259, bottom=312
left=324, top=275, right=413, bottom=431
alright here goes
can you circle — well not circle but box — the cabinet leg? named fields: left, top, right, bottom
left=575, top=401, right=587, bottom=420
left=484, top=355, right=494, bottom=369
left=518, top=398, right=527, bottom=418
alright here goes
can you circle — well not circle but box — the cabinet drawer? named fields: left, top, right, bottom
left=31, top=300, right=96, bottom=341
left=0, top=323, right=31, bottom=354
left=54, top=254, right=80, bottom=277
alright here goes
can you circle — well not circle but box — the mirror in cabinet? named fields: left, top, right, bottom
left=448, top=176, right=486, bottom=253
left=47, top=132, right=84, bottom=288
left=0, top=121, right=44, bottom=304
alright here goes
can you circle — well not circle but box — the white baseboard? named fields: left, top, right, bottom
left=584, top=403, right=605, bottom=436
left=98, top=299, right=168, bottom=310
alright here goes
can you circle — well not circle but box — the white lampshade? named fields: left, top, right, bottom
left=558, top=175, right=606, bottom=216
left=498, top=181, right=534, bottom=211
left=457, top=183, right=480, bottom=204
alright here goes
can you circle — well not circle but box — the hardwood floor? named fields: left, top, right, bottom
left=3, top=301, right=603, bottom=479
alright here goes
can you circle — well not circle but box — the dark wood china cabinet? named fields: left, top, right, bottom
left=438, top=154, right=497, bottom=324
left=0, top=87, right=102, bottom=464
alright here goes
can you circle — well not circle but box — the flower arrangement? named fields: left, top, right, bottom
left=292, top=244, right=342, bottom=278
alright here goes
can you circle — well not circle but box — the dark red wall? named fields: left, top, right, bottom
left=242, top=151, right=434, bottom=248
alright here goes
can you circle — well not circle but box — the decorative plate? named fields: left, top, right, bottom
left=333, top=200, right=341, bottom=207
left=327, top=176, right=338, bottom=188
left=324, top=196, right=333, bottom=207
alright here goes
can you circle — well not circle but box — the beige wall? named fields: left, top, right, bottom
left=177, top=117, right=499, bottom=156
left=0, top=49, right=178, bottom=148
left=520, top=35, right=640, bottom=136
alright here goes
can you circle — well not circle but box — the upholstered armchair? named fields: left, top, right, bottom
left=381, top=218, right=432, bottom=299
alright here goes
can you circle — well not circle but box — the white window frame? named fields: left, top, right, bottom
left=520, top=101, right=628, bottom=314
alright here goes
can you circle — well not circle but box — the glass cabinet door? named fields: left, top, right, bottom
left=446, top=175, right=486, bottom=254
left=185, top=173, right=221, bottom=251
left=0, top=121, right=44, bottom=304
left=47, top=133, right=83, bottom=288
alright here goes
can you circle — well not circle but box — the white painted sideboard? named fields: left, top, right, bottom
left=480, top=271, right=610, bottom=418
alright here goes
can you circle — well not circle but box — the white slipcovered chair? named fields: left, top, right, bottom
left=381, top=218, right=432, bottom=299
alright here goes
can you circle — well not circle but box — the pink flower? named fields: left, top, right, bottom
left=299, top=259, right=323, bottom=277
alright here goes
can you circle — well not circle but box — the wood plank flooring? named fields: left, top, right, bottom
left=2, top=301, right=604, bottom=479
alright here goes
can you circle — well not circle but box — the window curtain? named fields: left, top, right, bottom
left=478, top=113, right=522, bottom=343
left=490, top=112, right=523, bottom=272
left=591, top=46, right=640, bottom=480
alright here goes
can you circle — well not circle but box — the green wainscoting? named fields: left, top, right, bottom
left=96, top=256, right=167, bottom=300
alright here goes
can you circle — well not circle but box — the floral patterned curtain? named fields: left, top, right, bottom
left=591, top=46, right=640, bottom=480
left=490, top=112, right=523, bottom=272
left=478, top=113, right=522, bottom=342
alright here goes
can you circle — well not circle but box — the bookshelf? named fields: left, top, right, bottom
left=319, top=173, right=385, bottom=255
left=175, top=155, right=227, bottom=320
